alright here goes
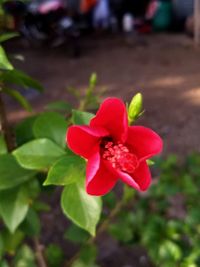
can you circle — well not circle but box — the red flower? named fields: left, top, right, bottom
left=67, top=98, right=163, bottom=196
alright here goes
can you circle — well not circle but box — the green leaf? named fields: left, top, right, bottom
left=0, top=32, right=19, bottom=43
left=44, top=155, right=85, bottom=186
left=72, top=110, right=94, bottom=125
left=65, top=224, right=89, bottom=244
left=0, top=135, right=7, bottom=155
left=33, top=112, right=67, bottom=148
left=13, top=138, right=65, bottom=170
left=0, top=234, right=3, bottom=259
left=61, top=182, right=102, bottom=236
left=20, top=209, right=41, bottom=237
left=14, top=245, right=37, bottom=267
left=32, top=201, right=50, bottom=212
left=0, top=186, right=29, bottom=233
left=79, top=245, right=97, bottom=265
left=159, top=240, right=182, bottom=262
left=123, top=184, right=135, bottom=203
left=1, top=229, right=24, bottom=255
left=2, top=88, right=32, bottom=111
left=1, top=69, right=43, bottom=91
left=15, top=116, right=37, bottom=146
left=45, top=244, right=64, bottom=267
left=45, top=101, right=72, bottom=113
left=0, top=154, right=36, bottom=190
left=0, top=45, right=13, bottom=70
left=0, top=261, right=9, bottom=267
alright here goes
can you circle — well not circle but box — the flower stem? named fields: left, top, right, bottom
left=0, top=91, right=15, bottom=151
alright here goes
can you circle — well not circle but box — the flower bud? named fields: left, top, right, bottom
left=89, top=73, right=97, bottom=88
left=128, top=93, right=143, bottom=124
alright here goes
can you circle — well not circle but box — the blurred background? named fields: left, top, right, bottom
left=1, top=0, right=200, bottom=267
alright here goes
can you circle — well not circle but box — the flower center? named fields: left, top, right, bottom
left=101, top=139, right=138, bottom=173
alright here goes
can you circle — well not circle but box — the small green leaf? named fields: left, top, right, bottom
left=1, top=229, right=24, bottom=255
left=44, top=155, right=85, bottom=186
left=2, top=88, right=32, bottom=111
left=61, top=182, right=102, bottom=236
left=0, top=234, right=3, bottom=259
left=65, top=224, right=89, bottom=244
left=14, top=245, right=37, bottom=267
left=13, top=138, right=65, bottom=170
left=0, top=45, right=13, bottom=70
left=15, top=116, right=37, bottom=146
left=0, top=261, right=9, bottom=267
left=45, top=101, right=72, bottom=113
left=72, top=110, right=94, bottom=125
left=79, top=245, right=97, bottom=265
left=0, top=154, right=36, bottom=190
left=123, top=184, right=135, bottom=203
left=0, top=32, right=19, bottom=43
left=45, top=244, right=64, bottom=267
left=20, top=209, right=41, bottom=237
left=0, top=135, right=7, bottom=155
left=159, top=240, right=182, bottom=261
left=33, top=112, right=67, bottom=148
left=0, top=186, right=29, bottom=233
left=1, top=69, right=43, bottom=91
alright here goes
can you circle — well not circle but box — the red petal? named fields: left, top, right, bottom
left=117, top=161, right=151, bottom=191
left=126, top=126, right=163, bottom=161
left=86, top=156, right=118, bottom=196
left=132, top=161, right=151, bottom=191
left=67, top=125, right=108, bottom=159
left=116, top=170, right=140, bottom=191
left=90, top=98, right=128, bottom=142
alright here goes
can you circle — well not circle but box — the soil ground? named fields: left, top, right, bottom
left=7, top=32, right=200, bottom=157
left=5, top=33, right=200, bottom=267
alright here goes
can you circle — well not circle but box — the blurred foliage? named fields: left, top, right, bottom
left=106, top=153, right=200, bottom=267
left=45, top=244, right=65, bottom=267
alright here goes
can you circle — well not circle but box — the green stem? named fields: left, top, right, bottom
left=0, top=90, right=14, bottom=151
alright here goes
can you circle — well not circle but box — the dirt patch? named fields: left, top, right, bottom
left=6, top=33, right=200, bottom=157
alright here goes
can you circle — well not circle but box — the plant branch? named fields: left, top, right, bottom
left=64, top=198, right=126, bottom=267
left=33, top=237, right=48, bottom=267
left=0, top=91, right=14, bottom=151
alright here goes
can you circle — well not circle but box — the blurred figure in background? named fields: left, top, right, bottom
left=171, top=0, right=194, bottom=31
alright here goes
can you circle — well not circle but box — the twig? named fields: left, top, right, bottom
left=33, top=237, right=48, bottom=267
left=64, top=199, right=125, bottom=267
left=0, top=91, right=14, bottom=151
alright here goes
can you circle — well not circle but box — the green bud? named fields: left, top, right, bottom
left=89, top=73, right=97, bottom=88
left=128, top=93, right=143, bottom=125
left=147, top=159, right=155, bottom=166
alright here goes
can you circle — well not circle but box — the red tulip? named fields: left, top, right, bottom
left=67, top=98, right=163, bottom=196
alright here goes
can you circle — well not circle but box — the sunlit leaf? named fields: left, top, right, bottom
left=0, top=154, right=35, bottom=190
left=44, top=155, right=85, bottom=186
left=0, top=45, right=13, bottom=70
left=13, top=138, right=65, bottom=170
left=61, top=181, right=102, bottom=236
